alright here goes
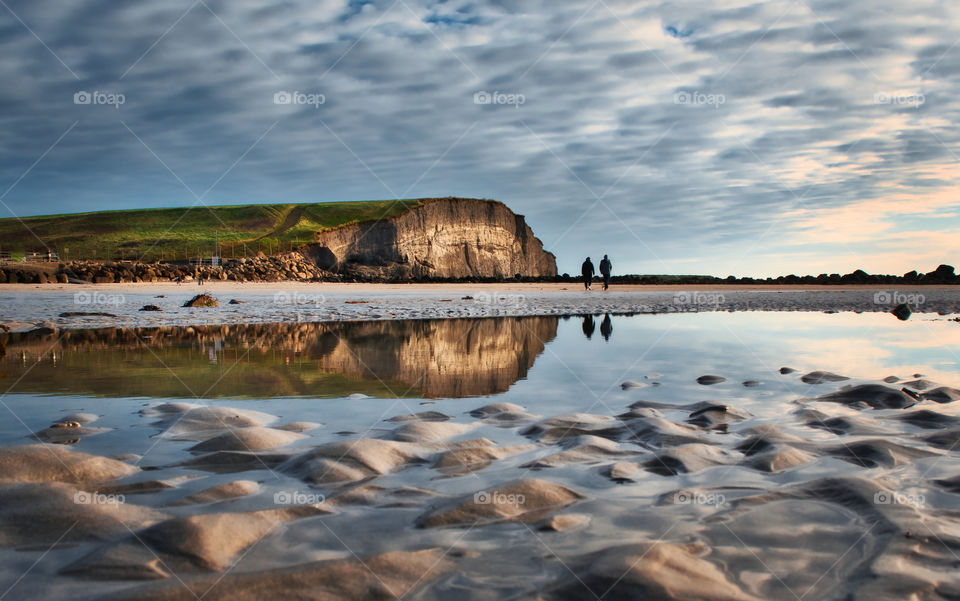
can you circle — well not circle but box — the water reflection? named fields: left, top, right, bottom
left=600, top=314, right=612, bottom=341
left=582, top=315, right=595, bottom=339
left=0, top=317, right=558, bottom=399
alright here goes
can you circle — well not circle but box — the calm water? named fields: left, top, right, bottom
left=2, top=311, right=959, bottom=600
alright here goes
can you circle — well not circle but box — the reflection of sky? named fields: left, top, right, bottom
left=514, top=312, right=960, bottom=417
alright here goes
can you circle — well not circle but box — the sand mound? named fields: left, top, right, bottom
left=920, top=386, right=960, bottom=404
left=331, top=485, right=439, bottom=508
left=31, top=422, right=110, bottom=444
left=433, top=443, right=535, bottom=476
left=626, top=416, right=711, bottom=449
left=280, top=439, right=423, bottom=485
left=273, top=421, right=321, bottom=432
left=163, top=480, right=260, bottom=506
left=176, top=451, right=291, bottom=473
left=542, top=542, right=762, bottom=601
left=537, top=513, right=590, bottom=532
left=643, top=444, right=739, bottom=476
left=687, top=403, right=751, bottom=429
left=469, top=402, right=526, bottom=418
left=95, top=548, right=454, bottom=601
left=523, top=436, right=634, bottom=468
left=188, top=427, right=306, bottom=452
left=603, top=461, right=641, bottom=482
left=157, top=406, right=277, bottom=440
left=387, top=411, right=452, bottom=422
left=416, top=479, right=585, bottom=528
left=895, top=409, right=960, bottom=429
left=743, top=444, right=816, bottom=472
left=138, top=507, right=325, bottom=571
left=391, top=421, right=475, bottom=442
left=813, top=384, right=917, bottom=410
left=801, top=370, right=850, bottom=384
left=924, top=427, right=960, bottom=450
left=0, top=482, right=163, bottom=546
left=902, top=378, right=937, bottom=390
left=825, top=439, right=939, bottom=468
left=522, top=413, right=624, bottom=444
left=0, top=444, right=138, bottom=484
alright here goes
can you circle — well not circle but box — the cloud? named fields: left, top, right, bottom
left=0, top=0, right=959, bottom=276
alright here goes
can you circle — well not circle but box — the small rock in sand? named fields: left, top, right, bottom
left=779, top=367, right=797, bottom=374
left=696, top=375, right=726, bottom=385
left=742, top=380, right=760, bottom=387
left=882, top=375, right=900, bottom=383
left=182, top=294, right=219, bottom=308
left=891, top=303, right=911, bottom=320
left=621, top=380, right=646, bottom=390
left=139, top=305, right=163, bottom=312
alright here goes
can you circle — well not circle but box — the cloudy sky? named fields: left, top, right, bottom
left=1, top=0, right=958, bottom=276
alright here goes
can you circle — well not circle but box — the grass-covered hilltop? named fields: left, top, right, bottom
left=0, top=199, right=424, bottom=261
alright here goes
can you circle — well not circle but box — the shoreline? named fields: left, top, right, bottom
left=1, top=282, right=958, bottom=333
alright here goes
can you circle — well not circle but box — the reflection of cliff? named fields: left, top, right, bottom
left=0, top=317, right=558, bottom=399
left=315, top=317, right=558, bottom=398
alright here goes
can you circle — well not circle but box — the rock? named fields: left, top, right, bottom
left=696, top=375, right=726, bottom=385
left=59, top=311, right=117, bottom=318
left=891, top=303, right=911, bottom=320
left=139, top=304, right=163, bottom=312
left=621, top=380, right=646, bottom=390
left=188, top=427, right=306, bottom=452
left=742, top=380, right=760, bottom=387
left=779, top=367, right=797, bottom=374
left=386, top=411, right=452, bottom=423
left=228, top=299, right=243, bottom=304
left=800, top=371, right=849, bottom=384
left=882, top=375, right=900, bottom=383
left=183, top=294, right=219, bottom=308
left=0, top=444, right=138, bottom=484
left=416, top=479, right=585, bottom=527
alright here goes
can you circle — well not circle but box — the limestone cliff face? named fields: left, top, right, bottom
left=305, top=198, right=557, bottom=280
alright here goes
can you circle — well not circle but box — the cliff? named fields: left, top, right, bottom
left=304, top=198, right=557, bottom=280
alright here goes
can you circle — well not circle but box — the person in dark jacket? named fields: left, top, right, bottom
left=599, top=255, right=612, bottom=290
left=581, top=257, right=595, bottom=290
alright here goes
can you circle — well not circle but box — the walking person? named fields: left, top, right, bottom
left=599, top=254, right=612, bottom=290
left=581, top=257, right=595, bottom=290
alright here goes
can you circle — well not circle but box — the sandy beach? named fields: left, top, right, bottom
left=1, top=282, right=957, bottom=332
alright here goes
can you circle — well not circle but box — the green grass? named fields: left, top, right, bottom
left=0, top=199, right=428, bottom=262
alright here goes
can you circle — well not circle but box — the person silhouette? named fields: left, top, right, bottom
left=600, top=314, right=612, bottom=341
left=599, top=255, right=612, bottom=290
left=581, top=257, right=595, bottom=290
left=582, top=314, right=596, bottom=339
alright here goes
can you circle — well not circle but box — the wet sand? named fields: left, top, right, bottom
left=0, top=311, right=959, bottom=600
left=1, top=282, right=958, bottom=332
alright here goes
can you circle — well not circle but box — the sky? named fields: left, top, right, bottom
left=1, top=0, right=959, bottom=277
